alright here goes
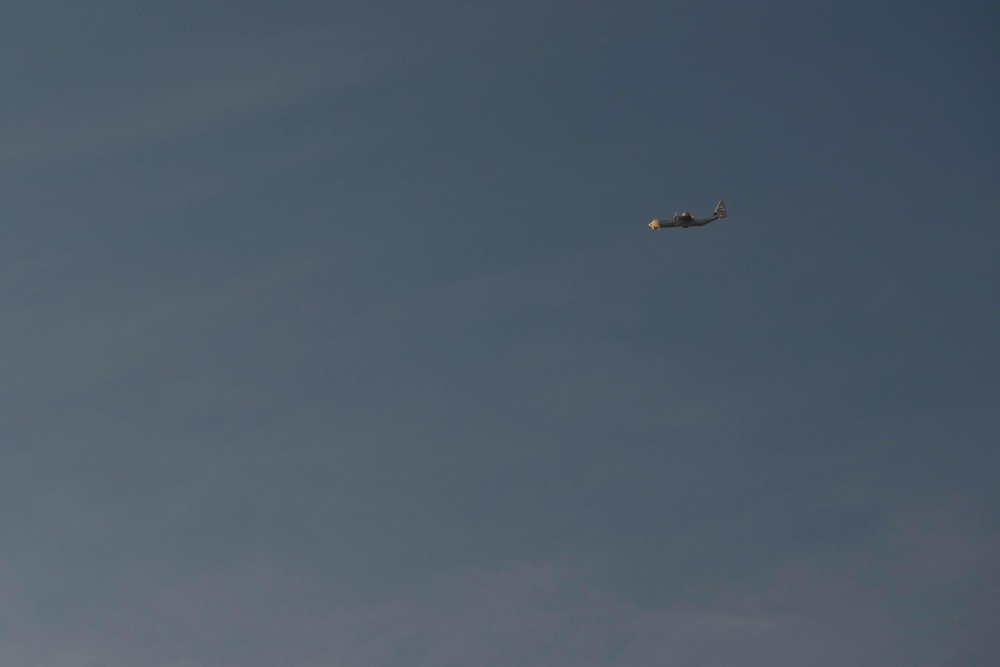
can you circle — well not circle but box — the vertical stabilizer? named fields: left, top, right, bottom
left=714, top=200, right=727, bottom=218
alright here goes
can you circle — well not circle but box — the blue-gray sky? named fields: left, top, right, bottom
left=3, top=1, right=998, bottom=665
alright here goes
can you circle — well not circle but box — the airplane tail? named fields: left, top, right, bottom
left=714, top=200, right=727, bottom=218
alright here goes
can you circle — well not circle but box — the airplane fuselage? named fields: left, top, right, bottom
left=649, top=215, right=717, bottom=229
left=648, top=200, right=727, bottom=230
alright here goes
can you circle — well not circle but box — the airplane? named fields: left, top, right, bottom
left=649, top=200, right=727, bottom=229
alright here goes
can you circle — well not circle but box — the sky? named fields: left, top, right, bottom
left=2, top=1, right=998, bottom=665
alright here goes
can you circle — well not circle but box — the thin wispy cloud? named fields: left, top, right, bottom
left=2, top=23, right=403, bottom=169
left=9, top=501, right=992, bottom=667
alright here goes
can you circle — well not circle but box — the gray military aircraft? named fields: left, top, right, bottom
left=649, top=200, right=727, bottom=229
